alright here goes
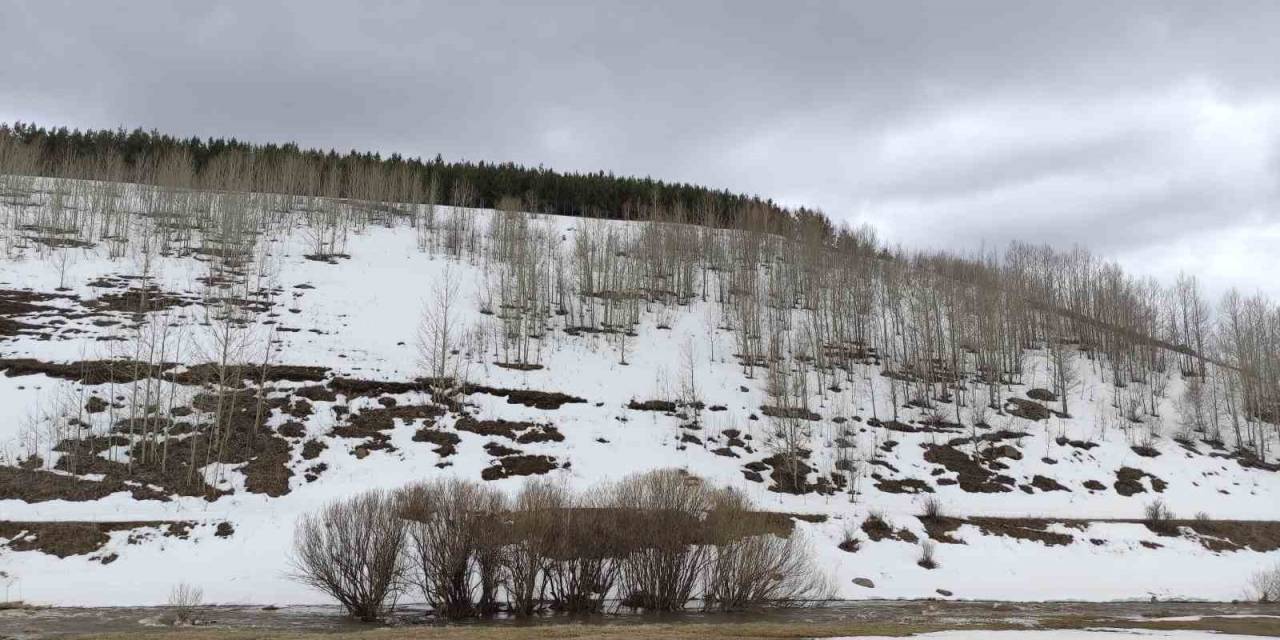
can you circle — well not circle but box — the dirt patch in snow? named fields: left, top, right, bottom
left=468, top=384, right=586, bottom=410
left=412, top=428, right=461, bottom=457
left=1114, top=466, right=1168, bottom=496
left=89, top=287, right=197, bottom=314
left=1005, top=397, right=1049, bottom=420
left=1179, top=520, right=1280, bottom=553
left=922, top=444, right=1015, bottom=493
left=627, top=399, right=677, bottom=412
left=329, top=376, right=431, bottom=397
left=480, top=454, right=559, bottom=480
left=862, top=514, right=919, bottom=543
left=760, top=405, right=821, bottom=421
left=0, top=466, right=170, bottom=503
left=0, top=357, right=162, bottom=384
left=0, top=520, right=197, bottom=558
left=454, top=417, right=564, bottom=444
left=875, top=477, right=934, bottom=494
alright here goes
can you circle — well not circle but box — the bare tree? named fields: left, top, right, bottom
left=290, top=490, right=406, bottom=622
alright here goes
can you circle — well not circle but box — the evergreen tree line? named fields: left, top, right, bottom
left=0, top=121, right=825, bottom=231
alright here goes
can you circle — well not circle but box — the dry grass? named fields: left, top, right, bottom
left=64, top=615, right=1280, bottom=640
left=69, top=620, right=980, bottom=640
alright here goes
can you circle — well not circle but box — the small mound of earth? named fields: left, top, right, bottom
left=1027, top=388, right=1057, bottom=402
left=1114, top=467, right=1168, bottom=496
left=412, top=428, right=461, bottom=457
left=862, top=515, right=918, bottom=543
left=923, top=444, right=1015, bottom=493
left=1006, top=397, right=1051, bottom=421
left=454, top=417, right=564, bottom=444
left=480, top=454, right=559, bottom=480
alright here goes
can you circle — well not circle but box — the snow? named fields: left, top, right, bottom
left=0, top=178, right=1278, bottom=606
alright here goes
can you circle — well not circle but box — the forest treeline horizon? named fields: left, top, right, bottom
left=0, top=121, right=836, bottom=235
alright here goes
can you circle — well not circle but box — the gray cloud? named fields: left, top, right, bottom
left=2, top=1, right=1278, bottom=298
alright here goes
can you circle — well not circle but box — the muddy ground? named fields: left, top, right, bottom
left=1, top=600, right=1278, bottom=640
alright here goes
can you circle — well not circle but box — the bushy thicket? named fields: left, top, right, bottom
left=290, top=470, right=829, bottom=621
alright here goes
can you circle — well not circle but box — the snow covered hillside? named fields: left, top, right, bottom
left=0, top=176, right=1278, bottom=606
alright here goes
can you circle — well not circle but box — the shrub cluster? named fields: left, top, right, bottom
left=290, top=469, right=829, bottom=621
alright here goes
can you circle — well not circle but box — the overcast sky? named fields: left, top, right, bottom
left=2, top=1, right=1277, bottom=299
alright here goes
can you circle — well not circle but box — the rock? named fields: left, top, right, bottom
left=853, top=577, right=876, bottom=588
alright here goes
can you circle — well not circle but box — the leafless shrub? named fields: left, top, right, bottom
left=503, top=479, right=568, bottom=616
left=613, top=469, right=713, bottom=611
left=917, top=542, right=939, bottom=570
left=166, top=583, right=203, bottom=625
left=701, top=489, right=832, bottom=610
left=397, top=478, right=506, bottom=619
left=920, top=495, right=945, bottom=521
left=1143, top=498, right=1175, bottom=531
left=838, top=525, right=860, bottom=553
left=543, top=485, right=623, bottom=614
left=289, top=489, right=406, bottom=622
left=1250, top=561, right=1280, bottom=603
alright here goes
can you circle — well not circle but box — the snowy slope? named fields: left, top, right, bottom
left=0, top=177, right=1277, bottom=606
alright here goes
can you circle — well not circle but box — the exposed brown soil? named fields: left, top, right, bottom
left=470, top=384, right=586, bottom=409
left=1006, top=397, right=1051, bottom=421
left=902, top=516, right=1280, bottom=552
left=0, top=289, right=74, bottom=337
left=922, top=444, right=1015, bottom=493
left=332, top=403, right=445, bottom=456
left=295, top=384, right=338, bottom=402
left=278, top=421, right=307, bottom=438
left=967, top=517, right=1075, bottom=546
left=495, top=362, right=544, bottom=371
left=48, top=387, right=299, bottom=499
left=1115, top=466, right=1168, bottom=496
left=329, top=377, right=430, bottom=397
left=946, top=430, right=1029, bottom=447
left=1056, top=436, right=1099, bottom=450
left=759, top=453, right=823, bottom=495
left=255, top=365, right=330, bottom=382
left=1030, top=475, right=1070, bottom=492
left=1027, top=388, right=1058, bottom=402
left=1180, top=520, right=1280, bottom=553
left=0, top=466, right=170, bottom=503
left=874, top=477, right=935, bottom=494
left=241, top=432, right=294, bottom=496
left=760, top=405, right=821, bottom=421
left=326, top=377, right=586, bottom=410
left=89, top=287, right=196, bottom=314
left=627, top=399, right=677, bottom=412
left=480, top=454, right=559, bottom=480
left=412, top=428, right=461, bottom=457
left=300, top=439, right=326, bottom=460
left=919, top=516, right=965, bottom=544
left=862, top=514, right=919, bottom=543
left=0, top=520, right=195, bottom=558
left=454, top=417, right=564, bottom=444
left=340, top=404, right=445, bottom=435
left=0, top=357, right=163, bottom=384
left=484, top=441, right=522, bottom=457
